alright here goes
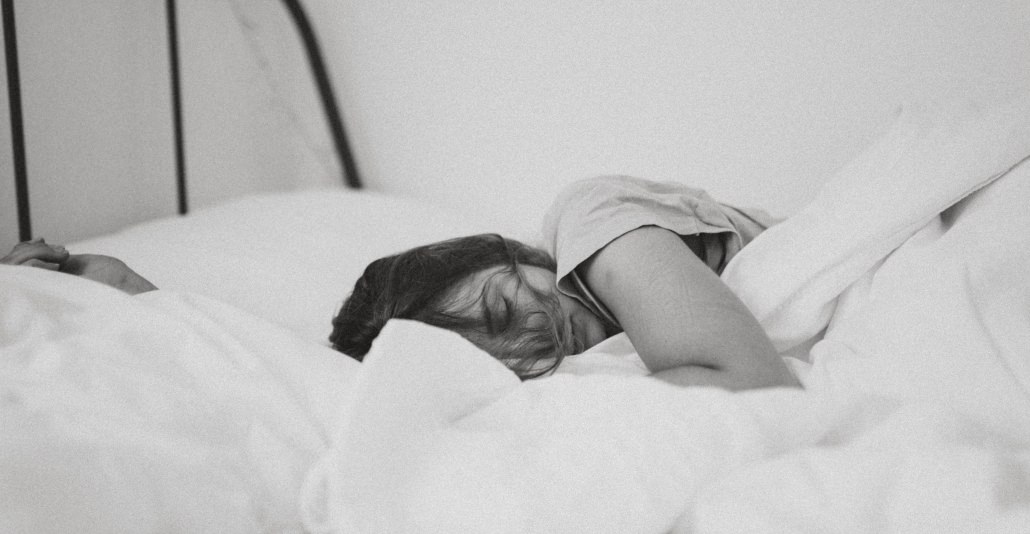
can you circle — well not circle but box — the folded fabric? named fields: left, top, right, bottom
left=0, top=266, right=357, bottom=533
left=302, top=320, right=818, bottom=533
left=301, top=93, right=1030, bottom=532
left=722, top=93, right=1030, bottom=354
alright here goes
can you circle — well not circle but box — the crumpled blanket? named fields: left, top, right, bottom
left=300, top=93, right=1030, bottom=533
left=0, top=267, right=356, bottom=533
left=722, top=94, right=1030, bottom=436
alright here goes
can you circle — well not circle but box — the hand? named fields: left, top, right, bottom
left=59, top=254, right=158, bottom=295
left=1, top=238, right=69, bottom=269
left=2, top=239, right=157, bottom=295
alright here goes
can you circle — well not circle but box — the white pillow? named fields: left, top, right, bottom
left=70, top=188, right=515, bottom=343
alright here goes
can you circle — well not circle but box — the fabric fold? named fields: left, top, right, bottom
left=722, top=93, right=1030, bottom=354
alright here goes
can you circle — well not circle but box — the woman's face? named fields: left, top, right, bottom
left=458, top=264, right=610, bottom=354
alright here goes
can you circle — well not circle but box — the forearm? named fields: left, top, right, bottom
left=107, top=268, right=158, bottom=295
left=648, top=355, right=800, bottom=390
left=61, top=254, right=158, bottom=295
left=651, top=365, right=797, bottom=390
left=580, top=226, right=799, bottom=389
left=641, top=299, right=799, bottom=388
left=2, top=240, right=156, bottom=296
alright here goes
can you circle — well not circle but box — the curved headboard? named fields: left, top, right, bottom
left=2, top=0, right=361, bottom=242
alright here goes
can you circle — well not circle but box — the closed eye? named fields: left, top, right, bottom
left=483, top=294, right=516, bottom=334
left=500, top=296, right=516, bottom=328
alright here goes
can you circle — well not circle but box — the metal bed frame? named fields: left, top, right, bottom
left=2, top=0, right=361, bottom=242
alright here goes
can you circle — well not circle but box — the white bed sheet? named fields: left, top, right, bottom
left=3, top=93, right=1030, bottom=533
left=0, top=266, right=356, bottom=532
left=301, top=94, right=1030, bottom=532
left=2, top=187, right=534, bottom=532
left=69, top=188, right=515, bottom=344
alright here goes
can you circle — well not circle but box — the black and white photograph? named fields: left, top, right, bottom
left=2, top=1, right=1029, bottom=532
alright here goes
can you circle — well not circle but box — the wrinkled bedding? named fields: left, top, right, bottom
left=2, top=94, right=1030, bottom=533
left=304, top=95, right=1030, bottom=532
left=0, top=268, right=357, bottom=532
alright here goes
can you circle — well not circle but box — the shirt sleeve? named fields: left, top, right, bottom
left=540, top=175, right=776, bottom=326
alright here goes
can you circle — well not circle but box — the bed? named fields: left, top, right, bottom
left=4, top=5, right=1030, bottom=533
left=3, top=93, right=1028, bottom=533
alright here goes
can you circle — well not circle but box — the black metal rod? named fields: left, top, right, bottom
left=281, top=0, right=362, bottom=189
left=3, top=0, right=30, bottom=240
left=166, top=0, right=188, bottom=214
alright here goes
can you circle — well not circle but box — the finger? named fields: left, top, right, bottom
left=24, top=259, right=61, bottom=271
left=0, top=241, right=70, bottom=265
left=27, top=243, right=69, bottom=264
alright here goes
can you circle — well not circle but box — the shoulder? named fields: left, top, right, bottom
left=546, top=175, right=729, bottom=224
left=549, top=174, right=710, bottom=209
left=539, top=175, right=717, bottom=277
left=541, top=176, right=645, bottom=255
left=542, top=175, right=722, bottom=240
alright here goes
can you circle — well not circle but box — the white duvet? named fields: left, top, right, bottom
left=1, top=94, right=1029, bottom=533
left=306, top=95, right=1030, bottom=533
left=0, top=267, right=360, bottom=532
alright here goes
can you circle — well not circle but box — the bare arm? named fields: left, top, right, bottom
left=60, top=254, right=158, bottom=295
left=1, top=239, right=157, bottom=295
left=578, top=226, right=799, bottom=390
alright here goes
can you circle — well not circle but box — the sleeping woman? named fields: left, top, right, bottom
left=3, top=176, right=798, bottom=390
left=330, top=175, right=800, bottom=390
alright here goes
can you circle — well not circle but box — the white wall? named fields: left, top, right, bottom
left=3, top=1, right=1030, bottom=253
left=303, top=0, right=1030, bottom=231
left=178, top=0, right=336, bottom=209
left=0, top=0, right=336, bottom=253
left=7, top=0, right=176, bottom=252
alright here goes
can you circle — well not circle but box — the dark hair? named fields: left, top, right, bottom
left=329, top=234, right=574, bottom=379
